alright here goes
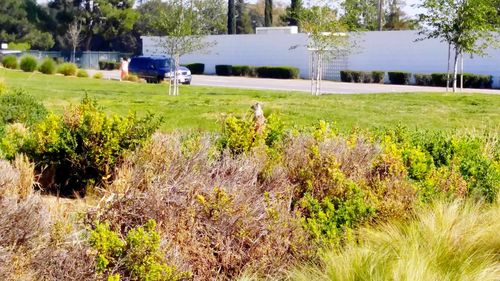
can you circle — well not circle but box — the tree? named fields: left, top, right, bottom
left=236, top=0, right=254, bottom=34
left=417, top=0, right=500, bottom=92
left=66, top=22, right=82, bottom=63
left=265, top=0, right=273, bottom=26
left=283, top=0, right=303, bottom=27
left=153, top=0, right=214, bottom=96
left=0, top=0, right=55, bottom=50
left=341, top=0, right=379, bottom=30
left=384, top=0, right=416, bottom=30
left=300, top=1, right=356, bottom=95
left=228, top=0, right=236, bottom=34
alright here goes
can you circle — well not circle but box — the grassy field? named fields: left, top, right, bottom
left=1, top=68, right=499, bottom=132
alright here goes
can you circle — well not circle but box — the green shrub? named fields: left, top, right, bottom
left=255, top=66, right=299, bottom=79
left=371, top=71, right=385, bottom=83
left=19, top=56, right=38, bottom=72
left=0, top=89, right=47, bottom=127
left=2, top=56, right=18, bottom=69
left=8, top=42, right=30, bottom=51
left=93, top=72, right=104, bottom=79
left=414, top=73, right=432, bottom=86
left=215, top=65, right=232, bottom=76
left=431, top=73, right=448, bottom=87
left=124, top=74, right=139, bottom=82
left=76, top=69, right=89, bottom=78
left=23, top=96, right=160, bottom=195
left=460, top=73, right=493, bottom=89
left=184, top=63, right=204, bottom=74
left=340, top=70, right=353, bottom=82
left=38, top=58, right=57, bottom=74
left=388, top=71, right=411, bottom=85
left=90, top=220, right=189, bottom=281
left=350, top=71, right=364, bottom=83
left=0, top=78, right=7, bottom=94
left=98, top=60, right=120, bottom=70
left=57, top=63, right=77, bottom=76
left=232, top=65, right=256, bottom=77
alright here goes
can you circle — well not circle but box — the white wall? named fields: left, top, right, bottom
left=142, top=31, right=500, bottom=88
left=142, top=34, right=311, bottom=78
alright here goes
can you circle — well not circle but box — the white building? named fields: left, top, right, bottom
left=142, top=28, right=500, bottom=88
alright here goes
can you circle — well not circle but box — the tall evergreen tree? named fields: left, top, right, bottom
left=264, top=0, right=273, bottom=26
left=228, top=0, right=236, bottom=34
left=236, top=0, right=253, bottom=34
left=283, top=0, right=302, bottom=26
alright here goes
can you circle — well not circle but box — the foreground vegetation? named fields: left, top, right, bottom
left=0, top=77, right=499, bottom=280
left=1, top=68, right=500, bottom=132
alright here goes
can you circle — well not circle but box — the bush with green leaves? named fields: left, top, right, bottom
left=0, top=89, right=47, bottom=127
left=2, top=56, right=18, bottom=69
left=93, top=72, right=104, bottom=79
left=90, top=220, right=189, bottom=281
left=22, top=96, right=160, bottom=195
left=19, top=56, right=38, bottom=72
left=372, top=71, right=385, bottom=83
left=57, top=63, right=77, bottom=76
left=414, top=73, right=432, bottom=86
left=215, top=65, right=232, bottom=76
left=388, top=71, right=411, bottom=85
left=232, top=65, right=256, bottom=77
left=76, top=69, right=89, bottom=78
left=256, top=66, right=299, bottom=79
left=184, top=63, right=204, bottom=74
left=38, top=58, right=57, bottom=74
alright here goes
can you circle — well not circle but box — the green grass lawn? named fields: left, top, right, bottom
left=1, top=68, right=499, bottom=132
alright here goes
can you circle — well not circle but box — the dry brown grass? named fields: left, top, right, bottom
left=89, top=133, right=311, bottom=280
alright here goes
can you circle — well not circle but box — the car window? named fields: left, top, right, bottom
left=154, top=59, right=170, bottom=68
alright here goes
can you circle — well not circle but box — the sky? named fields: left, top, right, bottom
left=36, top=0, right=423, bottom=18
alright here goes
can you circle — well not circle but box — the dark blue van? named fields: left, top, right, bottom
left=128, top=56, right=192, bottom=84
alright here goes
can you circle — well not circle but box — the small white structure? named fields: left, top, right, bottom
left=142, top=29, right=500, bottom=88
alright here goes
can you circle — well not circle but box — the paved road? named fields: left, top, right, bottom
left=87, top=70, right=500, bottom=95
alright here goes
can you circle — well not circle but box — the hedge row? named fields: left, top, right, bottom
left=341, top=69, right=494, bottom=88
left=415, top=73, right=493, bottom=89
left=98, top=60, right=120, bottom=70
left=183, top=63, right=204, bottom=74
left=215, top=64, right=300, bottom=79
left=340, top=70, right=385, bottom=83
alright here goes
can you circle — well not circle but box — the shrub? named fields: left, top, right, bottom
left=232, top=65, right=256, bottom=77
left=340, top=70, right=353, bottom=82
left=2, top=56, right=18, bottom=69
left=184, top=63, right=204, bottom=74
left=0, top=89, right=47, bottom=127
left=38, top=58, right=56, bottom=74
left=256, top=66, right=299, bottom=79
left=291, top=199, right=500, bottom=281
left=93, top=72, right=104, bottom=79
left=89, top=220, right=189, bottom=280
left=414, top=73, right=432, bottom=86
left=388, top=71, right=411, bottom=85
left=350, top=71, right=364, bottom=83
left=124, top=74, right=139, bottom=82
left=430, top=73, right=448, bottom=87
left=57, top=63, right=77, bottom=76
left=76, top=69, right=89, bottom=78
left=23, top=96, right=161, bottom=195
left=98, top=60, right=120, bottom=70
left=371, top=71, right=385, bottom=83
left=215, top=64, right=232, bottom=76
left=19, top=56, right=38, bottom=72
left=460, top=73, right=493, bottom=89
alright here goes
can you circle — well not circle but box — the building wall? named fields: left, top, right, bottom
left=142, top=30, right=500, bottom=88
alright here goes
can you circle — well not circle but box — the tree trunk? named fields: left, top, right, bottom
left=452, top=48, right=459, bottom=93
left=446, top=43, right=451, bottom=92
left=228, top=0, right=236, bottom=34
left=377, top=0, right=384, bottom=31
left=265, top=0, right=273, bottom=27
left=460, top=52, right=464, bottom=92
